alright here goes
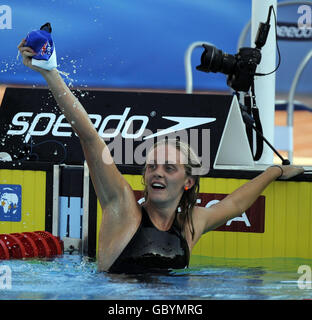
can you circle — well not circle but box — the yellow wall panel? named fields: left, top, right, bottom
left=0, top=169, right=46, bottom=234
left=262, top=187, right=273, bottom=258
left=296, top=182, right=311, bottom=258
left=224, top=232, right=236, bottom=258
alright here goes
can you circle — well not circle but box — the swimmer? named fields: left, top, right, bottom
left=17, top=40, right=304, bottom=274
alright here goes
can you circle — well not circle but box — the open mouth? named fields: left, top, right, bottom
left=151, top=182, right=166, bottom=190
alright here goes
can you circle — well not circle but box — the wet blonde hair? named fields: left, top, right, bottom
left=142, top=139, right=202, bottom=240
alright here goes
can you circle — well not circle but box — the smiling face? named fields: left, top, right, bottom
left=143, top=143, right=194, bottom=207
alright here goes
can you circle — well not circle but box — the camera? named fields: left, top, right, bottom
left=194, top=6, right=291, bottom=165
left=196, top=6, right=274, bottom=93
left=196, top=44, right=262, bottom=92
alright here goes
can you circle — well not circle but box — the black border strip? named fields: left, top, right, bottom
left=0, top=162, right=54, bottom=171
left=45, top=166, right=54, bottom=233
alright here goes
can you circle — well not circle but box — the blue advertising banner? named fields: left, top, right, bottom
left=0, top=0, right=251, bottom=91
left=0, top=1, right=311, bottom=93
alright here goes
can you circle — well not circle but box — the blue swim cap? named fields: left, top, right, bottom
left=25, top=23, right=54, bottom=61
left=24, top=23, right=57, bottom=70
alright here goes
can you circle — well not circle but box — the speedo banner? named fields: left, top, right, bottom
left=0, top=87, right=234, bottom=172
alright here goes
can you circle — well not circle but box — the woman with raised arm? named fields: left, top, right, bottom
left=18, top=40, right=304, bottom=274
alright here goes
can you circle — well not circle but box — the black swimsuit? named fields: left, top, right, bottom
left=108, top=206, right=190, bottom=274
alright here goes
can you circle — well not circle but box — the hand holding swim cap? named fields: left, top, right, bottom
left=18, top=22, right=57, bottom=71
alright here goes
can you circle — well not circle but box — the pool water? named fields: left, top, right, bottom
left=0, top=254, right=311, bottom=300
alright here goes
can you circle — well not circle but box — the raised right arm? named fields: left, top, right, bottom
left=18, top=41, right=132, bottom=209
left=41, top=69, right=131, bottom=206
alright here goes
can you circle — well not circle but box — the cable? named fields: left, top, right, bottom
left=250, top=123, right=290, bottom=165
left=255, top=5, right=281, bottom=77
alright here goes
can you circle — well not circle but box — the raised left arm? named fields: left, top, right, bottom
left=193, top=165, right=304, bottom=237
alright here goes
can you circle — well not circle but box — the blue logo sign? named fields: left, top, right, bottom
left=0, top=185, right=22, bottom=222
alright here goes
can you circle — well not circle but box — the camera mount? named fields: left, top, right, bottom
left=196, top=5, right=290, bottom=165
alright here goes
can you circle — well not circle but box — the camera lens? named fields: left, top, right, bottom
left=196, top=44, right=236, bottom=75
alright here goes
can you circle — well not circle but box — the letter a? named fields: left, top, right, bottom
left=298, top=265, right=312, bottom=289
left=298, top=5, right=312, bottom=29
left=226, top=212, right=251, bottom=227
left=0, top=5, right=12, bottom=29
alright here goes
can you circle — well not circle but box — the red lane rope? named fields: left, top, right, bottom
left=0, top=231, right=63, bottom=260
left=34, top=231, right=63, bottom=256
left=0, top=234, right=26, bottom=259
left=0, top=238, right=10, bottom=260
left=11, top=233, right=39, bottom=258
left=22, top=232, right=51, bottom=257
